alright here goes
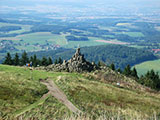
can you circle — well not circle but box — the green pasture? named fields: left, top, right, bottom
left=17, top=32, right=56, bottom=44
left=102, top=35, right=115, bottom=38
left=64, top=37, right=108, bottom=48
left=0, top=32, right=68, bottom=45
left=129, top=45, right=145, bottom=49
left=9, top=25, right=31, bottom=34
left=116, top=22, right=137, bottom=29
left=0, top=22, right=32, bottom=34
left=0, top=32, right=69, bottom=52
left=115, top=32, right=144, bottom=37
left=116, top=23, right=132, bottom=26
left=98, top=26, right=117, bottom=32
left=16, top=45, right=42, bottom=52
left=155, top=26, right=160, bottom=31
left=134, top=59, right=160, bottom=76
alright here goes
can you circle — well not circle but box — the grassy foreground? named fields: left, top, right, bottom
left=0, top=65, right=160, bottom=120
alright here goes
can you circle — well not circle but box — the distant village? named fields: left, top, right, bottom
left=152, top=49, right=160, bottom=54
left=0, top=40, right=61, bottom=53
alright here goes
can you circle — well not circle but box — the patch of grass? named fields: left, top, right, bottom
left=116, top=23, right=132, bottom=26
left=115, top=32, right=144, bottom=37
left=0, top=22, right=32, bottom=34
left=134, top=59, right=160, bottom=76
left=98, top=26, right=117, bottom=32
left=64, top=38, right=106, bottom=48
left=16, top=32, right=60, bottom=44
left=15, top=45, right=42, bottom=52
left=129, top=45, right=145, bottom=49
left=0, top=65, right=160, bottom=119
left=0, top=32, right=68, bottom=52
left=13, top=94, right=50, bottom=117
left=0, top=23, right=21, bottom=27
left=102, top=35, right=115, bottom=38
left=116, top=23, right=138, bottom=29
left=64, top=37, right=122, bottom=48
left=0, top=32, right=68, bottom=46
left=155, top=26, right=160, bottom=31
left=48, top=32, right=68, bottom=45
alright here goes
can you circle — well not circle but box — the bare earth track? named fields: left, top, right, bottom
left=40, top=79, right=82, bottom=114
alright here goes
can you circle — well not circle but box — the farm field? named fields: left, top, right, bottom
left=0, top=24, right=130, bottom=52
left=134, top=59, right=160, bottom=76
left=155, top=26, right=160, bottom=31
left=1, top=18, right=160, bottom=62
left=115, top=32, right=144, bottom=37
left=116, top=23, right=132, bottom=26
left=95, top=39, right=129, bottom=45
left=116, top=22, right=137, bottom=29
left=0, top=22, right=32, bottom=34
left=16, top=32, right=67, bottom=45
left=64, top=37, right=108, bottom=48
left=98, top=26, right=117, bottom=32
left=0, top=32, right=68, bottom=52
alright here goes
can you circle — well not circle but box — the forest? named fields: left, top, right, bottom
left=26, top=45, right=157, bottom=69
left=0, top=26, right=22, bottom=32
left=0, top=17, right=160, bottom=68
left=65, top=35, right=89, bottom=41
left=0, top=17, right=160, bottom=48
left=3, top=51, right=160, bottom=90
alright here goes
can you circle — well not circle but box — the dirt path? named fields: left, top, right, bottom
left=40, top=79, right=82, bottom=114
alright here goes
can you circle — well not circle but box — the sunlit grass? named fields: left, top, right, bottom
left=0, top=65, right=160, bottom=119
left=134, top=59, right=160, bottom=76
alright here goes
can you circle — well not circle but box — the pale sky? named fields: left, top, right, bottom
left=1, top=0, right=159, bottom=5
left=0, top=0, right=159, bottom=14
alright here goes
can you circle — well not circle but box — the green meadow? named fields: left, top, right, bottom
left=1, top=32, right=67, bottom=45
left=17, top=32, right=67, bottom=45
left=0, top=22, right=32, bottom=34
left=1, top=65, right=160, bottom=119
left=115, top=32, right=144, bottom=37
left=134, top=59, right=160, bottom=76
left=64, top=37, right=109, bottom=48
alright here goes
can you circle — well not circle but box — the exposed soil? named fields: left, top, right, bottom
left=40, top=79, right=81, bottom=114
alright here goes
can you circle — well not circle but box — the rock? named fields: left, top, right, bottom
left=40, top=47, right=99, bottom=73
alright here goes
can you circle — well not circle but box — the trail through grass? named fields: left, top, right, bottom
left=0, top=65, right=160, bottom=119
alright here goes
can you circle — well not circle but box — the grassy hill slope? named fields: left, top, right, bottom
left=0, top=65, right=160, bottom=119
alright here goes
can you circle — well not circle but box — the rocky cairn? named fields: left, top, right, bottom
left=44, top=48, right=98, bottom=72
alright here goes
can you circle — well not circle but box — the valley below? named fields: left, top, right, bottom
left=1, top=1, right=160, bottom=119
left=0, top=15, right=160, bottom=73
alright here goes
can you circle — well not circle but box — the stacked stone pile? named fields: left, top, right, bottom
left=43, top=48, right=98, bottom=72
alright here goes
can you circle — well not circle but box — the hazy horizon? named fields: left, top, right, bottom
left=0, top=0, right=160, bottom=16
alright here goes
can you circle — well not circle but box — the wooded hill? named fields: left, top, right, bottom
left=28, top=45, right=157, bottom=69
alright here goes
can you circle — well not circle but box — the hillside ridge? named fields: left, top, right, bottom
left=27, top=44, right=157, bottom=69
left=0, top=64, right=160, bottom=119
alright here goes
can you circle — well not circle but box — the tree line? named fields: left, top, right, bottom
left=65, top=35, right=89, bottom=41
left=46, top=45, right=156, bottom=69
left=2, top=52, right=63, bottom=67
left=0, top=26, right=22, bottom=32
left=3, top=51, right=160, bottom=90
left=107, top=62, right=160, bottom=90
left=98, top=62, right=139, bottom=79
